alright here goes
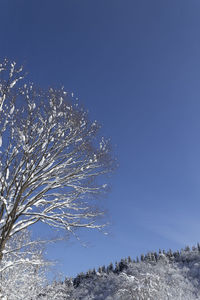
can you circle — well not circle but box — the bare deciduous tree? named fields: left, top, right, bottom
left=0, top=59, right=114, bottom=260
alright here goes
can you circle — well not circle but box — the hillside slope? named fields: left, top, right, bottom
left=40, top=245, right=200, bottom=300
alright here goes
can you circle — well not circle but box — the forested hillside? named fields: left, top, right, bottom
left=39, top=244, right=200, bottom=300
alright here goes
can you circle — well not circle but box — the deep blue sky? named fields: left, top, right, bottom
left=1, top=0, right=200, bottom=277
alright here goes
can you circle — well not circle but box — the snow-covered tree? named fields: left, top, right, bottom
left=114, top=271, right=160, bottom=300
left=40, top=279, right=75, bottom=300
left=0, top=229, right=49, bottom=300
left=0, top=59, right=114, bottom=260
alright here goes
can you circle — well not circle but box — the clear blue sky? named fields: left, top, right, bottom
left=1, top=0, right=200, bottom=277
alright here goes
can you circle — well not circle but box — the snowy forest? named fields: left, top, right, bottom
left=3, top=238, right=200, bottom=299
left=39, top=244, right=200, bottom=300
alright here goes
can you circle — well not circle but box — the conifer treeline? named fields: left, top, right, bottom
left=73, top=243, right=200, bottom=287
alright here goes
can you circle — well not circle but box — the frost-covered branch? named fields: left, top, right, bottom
left=0, top=60, right=115, bottom=259
left=0, top=59, right=23, bottom=113
left=0, top=229, right=50, bottom=300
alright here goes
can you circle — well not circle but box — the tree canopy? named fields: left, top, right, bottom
left=0, top=59, right=114, bottom=259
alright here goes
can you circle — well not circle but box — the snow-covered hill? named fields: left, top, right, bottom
left=40, top=244, right=200, bottom=299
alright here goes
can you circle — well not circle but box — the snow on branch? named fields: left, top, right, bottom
left=0, top=229, right=50, bottom=300
left=0, top=59, right=115, bottom=259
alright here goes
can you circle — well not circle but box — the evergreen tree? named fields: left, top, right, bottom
left=114, top=262, right=120, bottom=273
left=98, top=267, right=102, bottom=274
left=107, top=263, right=114, bottom=273
left=101, top=265, right=106, bottom=273
left=128, top=256, right=132, bottom=263
left=154, top=252, right=158, bottom=262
